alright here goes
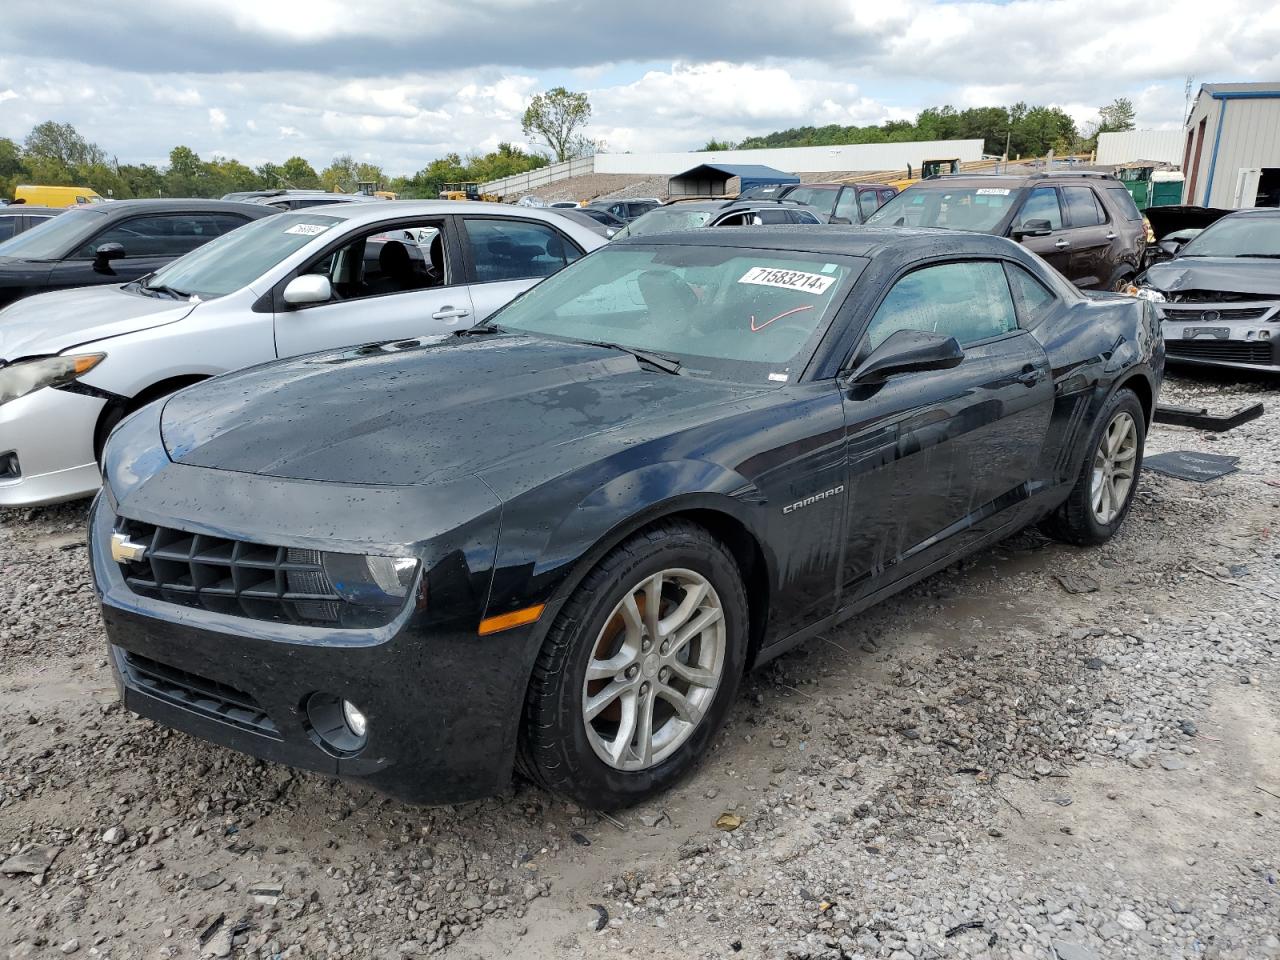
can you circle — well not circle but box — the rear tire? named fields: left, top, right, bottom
left=1042, top=388, right=1146, bottom=546
left=518, top=521, right=747, bottom=809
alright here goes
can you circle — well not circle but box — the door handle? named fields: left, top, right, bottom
left=1017, top=367, right=1045, bottom=387
left=1105, top=232, right=1117, bottom=240
left=1054, top=239, right=1070, bottom=249
left=431, top=307, right=471, bottom=320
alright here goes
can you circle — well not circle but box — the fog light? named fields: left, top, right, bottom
left=305, top=692, right=368, bottom=755
left=0, top=451, right=18, bottom=480
left=342, top=700, right=367, bottom=738
left=1259, top=329, right=1271, bottom=341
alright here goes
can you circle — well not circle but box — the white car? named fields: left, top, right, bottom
left=0, top=201, right=604, bottom=507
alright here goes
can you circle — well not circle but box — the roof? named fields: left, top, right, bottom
left=903, top=172, right=1117, bottom=189
left=0, top=206, right=60, bottom=216
left=1200, top=82, right=1280, bottom=96
left=616, top=224, right=1012, bottom=259
left=73, top=198, right=275, bottom=218
left=256, top=200, right=609, bottom=235
left=671, top=163, right=798, bottom=181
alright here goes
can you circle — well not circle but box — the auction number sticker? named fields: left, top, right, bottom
left=285, top=223, right=330, bottom=236
left=739, top=266, right=836, bottom=295
left=975, top=188, right=1011, bottom=196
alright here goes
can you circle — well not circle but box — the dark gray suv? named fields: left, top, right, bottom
left=867, top=172, right=1147, bottom=290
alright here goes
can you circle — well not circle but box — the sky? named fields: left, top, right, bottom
left=1, top=0, right=1277, bottom=175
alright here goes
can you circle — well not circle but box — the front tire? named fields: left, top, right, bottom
left=518, top=521, right=748, bottom=809
left=1042, top=388, right=1146, bottom=545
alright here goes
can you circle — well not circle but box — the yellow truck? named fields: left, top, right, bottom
left=13, top=185, right=105, bottom=207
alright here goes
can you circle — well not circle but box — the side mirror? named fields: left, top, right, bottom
left=1156, top=239, right=1182, bottom=258
left=1012, top=218, right=1053, bottom=239
left=93, top=242, right=126, bottom=270
left=848, top=329, right=965, bottom=385
left=282, top=274, right=333, bottom=306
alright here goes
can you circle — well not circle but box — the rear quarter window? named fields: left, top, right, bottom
left=1104, top=186, right=1143, bottom=221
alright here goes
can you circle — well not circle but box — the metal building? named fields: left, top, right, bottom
left=1096, top=130, right=1184, bottom=166
left=667, top=163, right=798, bottom=198
left=1182, top=82, right=1280, bottom=208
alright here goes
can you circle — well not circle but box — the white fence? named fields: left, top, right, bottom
left=593, top=140, right=985, bottom=176
left=479, top=156, right=595, bottom=196
left=1096, top=130, right=1185, bottom=167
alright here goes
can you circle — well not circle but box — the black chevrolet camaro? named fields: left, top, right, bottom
left=90, top=227, right=1163, bottom=809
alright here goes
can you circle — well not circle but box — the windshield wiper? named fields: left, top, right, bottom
left=1236, top=253, right=1280, bottom=259
left=581, top=340, right=682, bottom=375
left=142, top=282, right=190, bottom=300
left=453, top=321, right=503, bottom=336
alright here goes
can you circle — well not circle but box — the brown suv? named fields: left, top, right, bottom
left=865, top=172, right=1147, bottom=290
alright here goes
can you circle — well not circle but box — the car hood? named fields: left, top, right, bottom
left=161, top=334, right=769, bottom=488
left=0, top=283, right=198, bottom=361
left=1144, top=205, right=1232, bottom=242
left=1143, top=256, right=1280, bottom=298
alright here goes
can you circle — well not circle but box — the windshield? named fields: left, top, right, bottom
left=1179, top=216, right=1280, bottom=258
left=492, top=244, right=865, bottom=383
left=141, top=212, right=342, bottom=299
left=618, top=208, right=714, bottom=239
left=782, top=186, right=839, bottom=211
left=866, top=186, right=1017, bottom=232
left=0, top=207, right=107, bottom=260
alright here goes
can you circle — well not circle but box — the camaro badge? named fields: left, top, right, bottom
left=783, top=485, right=844, bottom=515
left=110, top=532, right=149, bottom=563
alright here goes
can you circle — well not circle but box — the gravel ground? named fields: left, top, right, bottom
left=2, top=370, right=1278, bottom=960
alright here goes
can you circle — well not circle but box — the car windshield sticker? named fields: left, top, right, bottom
left=739, top=266, right=836, bottom=295
left=821, top=263, right=838, bottom=273
left=285, top=223, right=330, bottom=236
left=976, top=188, right=1011, bottom=196
left=768, top=372, right=790, bottom=382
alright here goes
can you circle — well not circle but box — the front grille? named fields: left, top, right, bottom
left=114, top=518, right=344, bottom=625
left=1170, top=289, right=1268, bottom=304
left=121, top=650, right=280, bottom=738
left=1165, top=339, right=1276, bottom=365
left=1162, top=306, right=1270, bottom=322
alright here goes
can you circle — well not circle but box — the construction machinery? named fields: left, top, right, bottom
left=439, top=182, right=502, bottom=202
left=888, top=158, right=961, bottom=192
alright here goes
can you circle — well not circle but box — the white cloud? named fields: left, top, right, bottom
left=0, top=0, right=1275, bottom=172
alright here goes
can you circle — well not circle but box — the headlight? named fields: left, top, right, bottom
left=1121, top=283, right=1165, bottom=303
left=322, top=553, right=420, bottom=607
left=0, top=353, right=106, bottom=407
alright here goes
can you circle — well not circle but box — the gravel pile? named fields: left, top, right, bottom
left=2, top=370, right=1277, bottom=959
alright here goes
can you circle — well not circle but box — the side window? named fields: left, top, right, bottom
left=73, top=214, right=246, bottom=259
left=857, top=190, right=880, bottom=222
left=1003, top=262, right=1059, bottom=328
left=862, top=261, right=1019, bottom=351
left=834, top=188, right=859, bottom=222
left=1104, top=185, right=1143, bottom=221
left=1062, top=186, right=1105, bottom=227
left=301, top=220, right=450, bottom=301
left=790, top=210, right=822, bottom=224
left=879, top=189, right=896, bottom=206
left=1016, top=188, right=1063, bottom=230
left=754, top=209, right=792, bottom=225
left=0, top=218, right=16, bottom=242
left=463, top=218, right=580, bottom=283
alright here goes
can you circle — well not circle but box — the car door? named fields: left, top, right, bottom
left=273, top=217, right=477, bottom=357
left=839, top=258, right=1054, bottom=599
left=48, top=212, right=251, bottom=291
left=857, top=189, right=881, bottom=224
left=460, top=215, right=584, bottom=320
left=1008, top=187, right=1073, bottom=280
left=1060, top=186, right=1113, bottom=289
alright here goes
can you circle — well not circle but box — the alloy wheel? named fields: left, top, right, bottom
left=1090, top=411, right=1138, bottom=525
left=581, top=568, right=726, bottom=771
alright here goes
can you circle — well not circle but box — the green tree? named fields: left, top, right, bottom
left=320, top=153, right=359, bottom=192
left=700, top=138, right=737, bottom=151
left=279, top=156, right=320, bottom=189
left=521, top=87, right=592, bottom=162
left=1096, top=97, right=1136, bottom=134
left=0, top=137, right=28, bottom=198
left=23, top=121, right=105, bottom=173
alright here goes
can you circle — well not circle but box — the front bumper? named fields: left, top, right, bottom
left=1160, top=301, right=1280, bottom=372
left=89, top=492, right=533, bottom=805
left=0, top=386, right=104, bottom=507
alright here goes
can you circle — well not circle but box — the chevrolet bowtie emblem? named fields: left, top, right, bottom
left=110, top=532, right=149, bottom=563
